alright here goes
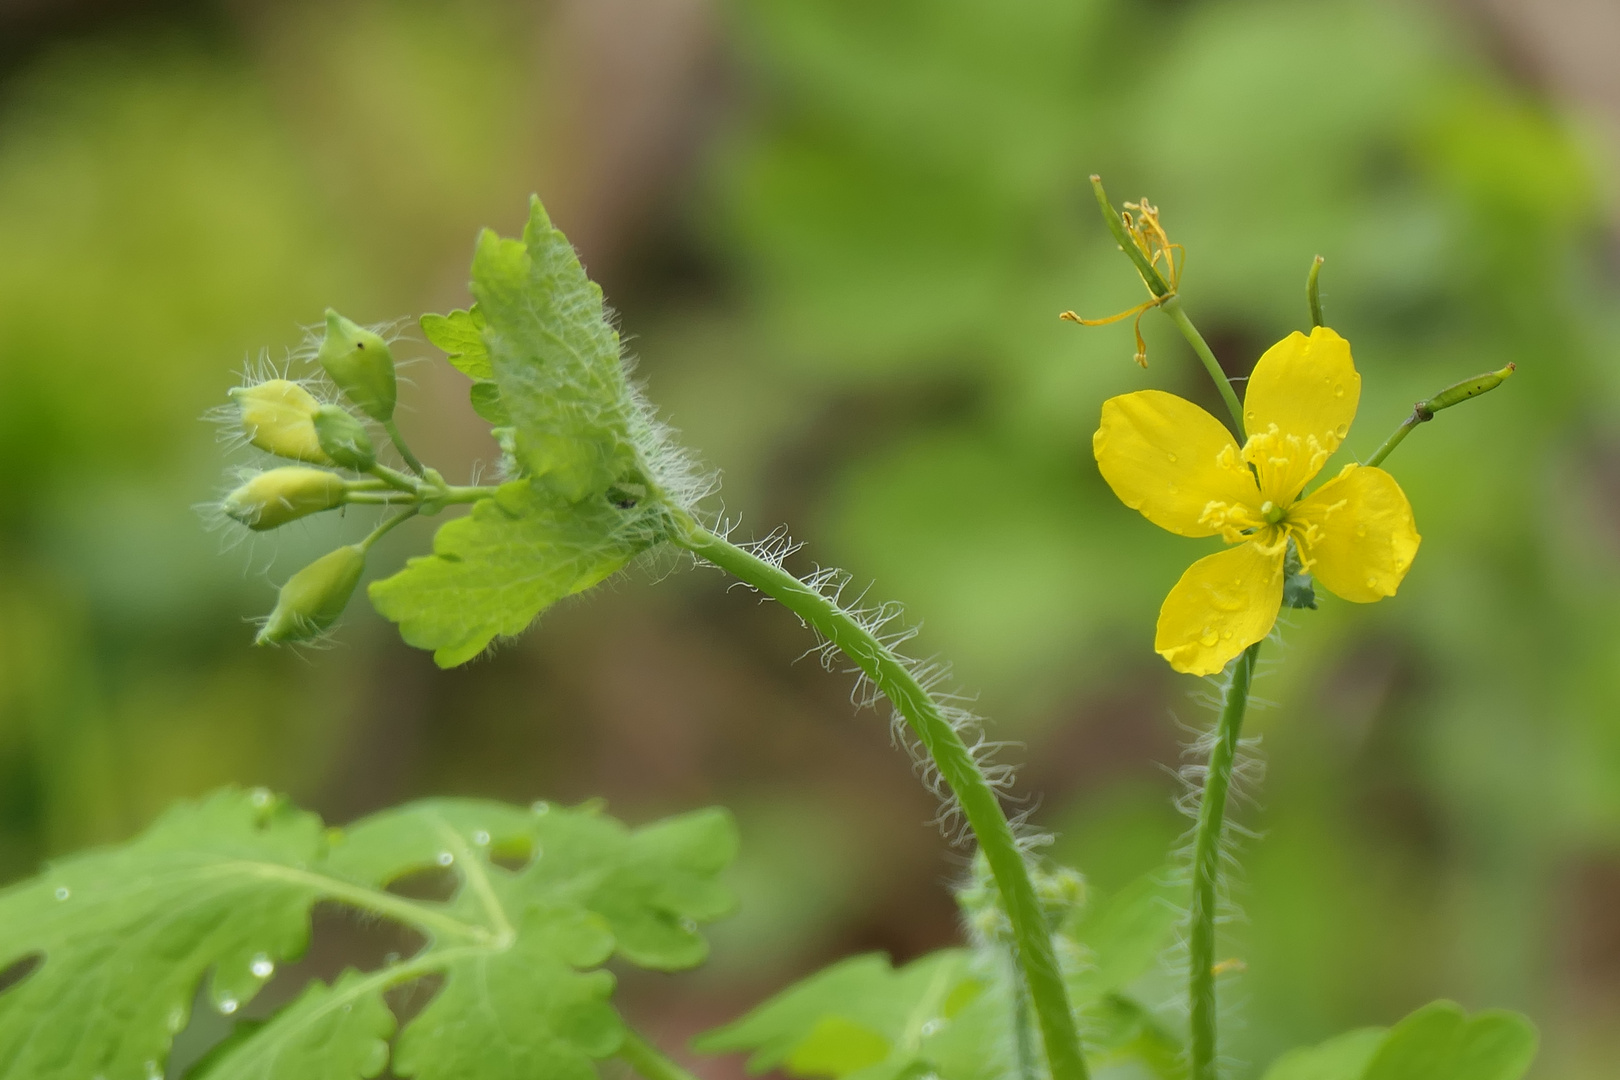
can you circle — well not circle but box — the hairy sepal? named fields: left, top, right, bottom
left=0, top=790, right=737, bottom=1080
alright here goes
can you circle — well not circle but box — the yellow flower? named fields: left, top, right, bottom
left=1094, top=326, right=1421, bottom=676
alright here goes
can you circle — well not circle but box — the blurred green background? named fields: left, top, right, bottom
left=1, top=0, right=1617, bottom=1076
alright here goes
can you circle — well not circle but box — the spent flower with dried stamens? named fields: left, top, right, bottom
left=1094, top=326, right=1420, bottom=675
left=1061, top=197, right=1184, bottom=367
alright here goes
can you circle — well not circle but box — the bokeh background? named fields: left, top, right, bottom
left=1, top=0, right=1617, bottom=1076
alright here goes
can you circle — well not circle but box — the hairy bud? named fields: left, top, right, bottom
left=229, top=380, right=332, bottom=464
left=223, top=467, right=348, bottom=531
left=313, top=405, right=376, bottom=470
left=317, top=309, right=398, bottom=422
left=256, top=544, right=366, bottom=645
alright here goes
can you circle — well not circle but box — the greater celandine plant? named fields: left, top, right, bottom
left=0, top=185, right=1533, bottom=1080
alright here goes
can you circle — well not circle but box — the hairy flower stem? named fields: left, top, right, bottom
left=672, top=517, right=1090, bottom=1080
left=619, top=1029, right=704, bottom=1080
left=1162, top=298, right=1246, bottom=440
left=1188, top=641, right=1260, bottom=1080
left=382, top=417, right=427, bottom=475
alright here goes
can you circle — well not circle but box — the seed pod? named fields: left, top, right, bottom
left=1422, top=363, right=1516, bottom=417
left=223, top=467, right=348, bottom=530
left=256, top=544, right=366, bottom=645
left=229, top=380, right=333, bottom=464
left=312, top=405, right=376, bottom=470
left=317, top=309, right=397, bottom=422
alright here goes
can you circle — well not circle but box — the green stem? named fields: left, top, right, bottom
left=358, top=507, right=419, bottom=551
left=671, top=517, right=1089, bottom=1080
left=1363, top=413, right=1421, bottom=468
left=368, top=462, right=421, bottom=493
left=619, top=1029, right=704, bottom=1080
left=1307, top=256, right=1325, bottom=329
left=1008, top=950, right=1039, bottom=1080
left=1161, top=297, right=1246, bottom=439
left=383, top=417, right=427, bottom=475
left=1188, top=642, right=1260, bottom=1080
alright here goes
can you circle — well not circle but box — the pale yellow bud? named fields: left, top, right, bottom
left=222, top=467, right=347, bottom=531
left=229, top=380, right=332, bottom=464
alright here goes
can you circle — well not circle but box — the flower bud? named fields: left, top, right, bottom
left=313, top=405, right=376, bottom=470
left=317, top=309, right=397, bottom=422
left=256, top=544, right=366, bottom=645
left=229, top=380, right=332, bottom=464
left=223, top=467, right=348, bottom=531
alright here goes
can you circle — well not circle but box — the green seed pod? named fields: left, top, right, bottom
left=223, top=467, right=348, bottom=530
left=312, top=405, right=376, bottom=470
left=256, top=544, right=366, bottom=645
left=317, top=309, right=398, bottom=422
left=1421, top=362, right=1516, bottom=417
left=229, top=380, right=332, bottom=464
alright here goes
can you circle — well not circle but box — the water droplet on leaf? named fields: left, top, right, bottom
left=54, top=886, right=69, bottom=901
left=437, top=851, right=454, bottom=866
left=219, top=997, right=238, bottom=1015
left=473, top=830, right=490, bottom=846
left=251, top=954, right=274, bottom=979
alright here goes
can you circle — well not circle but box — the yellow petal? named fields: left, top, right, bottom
left=1292, top=465, right=1420, bottom=603
left=1243, top=326, right=1360, bottom=457
left=1095, top=390, right=1260, bottom=538
left=1155, top=542, right=1284, bottom=676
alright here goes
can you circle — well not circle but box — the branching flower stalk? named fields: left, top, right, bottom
left=1075, top=184, right=1517, bottom=1080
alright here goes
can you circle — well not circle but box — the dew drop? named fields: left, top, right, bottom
left=1167, top=452, right=1178, bottom=463
left=1365, top=577, right=1378, bottom=589
left=472, top=830, right=491, bottom=847
left=1199, top=627, right=1219, bottom=647
left=1245, top=410, right=1257, bottom=423
left=436, top=851, right=454, bottom=867
left=1335, top=424, right=1349, bottom=438
left=531, top=801, right=551, bottom=815
left=54, top=886, right=70, bottom=901
left=251, top=953, right=275, bottom=979
left=249, top=788, right=271, bottom=808
left=1355, top=525, right=1367, bottom=537
left=219, top=997, right=238, bottom=1016
left=920, top=1019, right=942, bottom=1037
left=168, top=1006, right=186, bottom=1033
left=342, top=1003, right=353, bottom=1014
left=1333, top=384, right=1345, bottom=398
left=680, top=917, right=698, bottom=933
left=1220, top=630, right=1233, bottom=640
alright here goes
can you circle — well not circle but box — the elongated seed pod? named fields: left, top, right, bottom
left=1421, top=363, right=1516, bottom=418
left=317, top=309, right=398, bottom=422
left=229, top=380, right=333, bottom=464
left=256, top=544, right=367, bottom=644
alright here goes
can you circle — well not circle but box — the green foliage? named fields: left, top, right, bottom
left=1261, top=1001, right=1538, bottom=1080
left=699, top=868, right=1189, bottom=1080
left=0, top=788, right=737, bottom=1080
left=367, top=479, right=649, bottom=667
left=420, top=306, right=509, bottom=424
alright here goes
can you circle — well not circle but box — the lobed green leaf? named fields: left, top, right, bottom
left=1262, top=1000, right=1538, bottom=1080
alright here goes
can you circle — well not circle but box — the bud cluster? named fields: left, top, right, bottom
left=214, top=311, right=426, bottom=645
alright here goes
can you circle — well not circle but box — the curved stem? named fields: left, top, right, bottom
left=359, top=507, right=419, bottom=551
left=383, top=417, right=427, bottom=475
left=619, top=1029, right=704, bottom=1080
left=672, top=518, right=1089, bottom=1080
left=1161, top=298, right=1246, bottom=439
left=368, top=462, right=421, bottom=494
left=1363, top=414, right=1422, bottom=468
left=1188, top=642, right=1260, bottom=1080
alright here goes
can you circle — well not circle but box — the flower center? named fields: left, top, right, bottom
left=1260, top=500, right=1285, bottom=525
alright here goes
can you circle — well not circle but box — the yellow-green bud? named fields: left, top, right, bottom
left=229, top=380, right=333, bottom=464
left=256, top=544, right=366, bottom=645
left=317, top=309, right=397, bottom=422
left=223, top=467, right=348, bottom=531
left=313, top=405, right=376, bottom=470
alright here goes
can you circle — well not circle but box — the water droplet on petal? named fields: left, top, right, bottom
left=251, top=954, right=275, bottom=979
left=1167, top=452, right=1178, bottom=463
left=472, top=830, right=490, bottom=846
left=436, top=851, right=454, bottom=866
left=1366, top=577, right=1378, bottom=589
left=1355, top=525, right=1367, bottom=537
left=54, top=886, right=70, bottom=901
left=1334, top=384, right=1345, bottom=398
left=1220, top=630, right=1233, bottom=640
left=219, top=997, right=238, bottom=1015
left=1335, top=424, right=1348, bottom=438
left=1199, top=627, right=1219, bottom=647
left=531, top=801, right=550, bottom=815
left=1245, top=411, right=1257, bottom=423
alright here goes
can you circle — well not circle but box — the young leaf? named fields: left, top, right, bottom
left=472, top=197, right=643, bottom=503
left=0, top=790, right=737, bottom=1080
left=1261, top=1027, right=1386, bottom=1080
left=420, top=306, right=491, bottom=380
left=368, top=479, right=654, bottom=668
left=1360, top=1000, right=1537, bottom=1080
